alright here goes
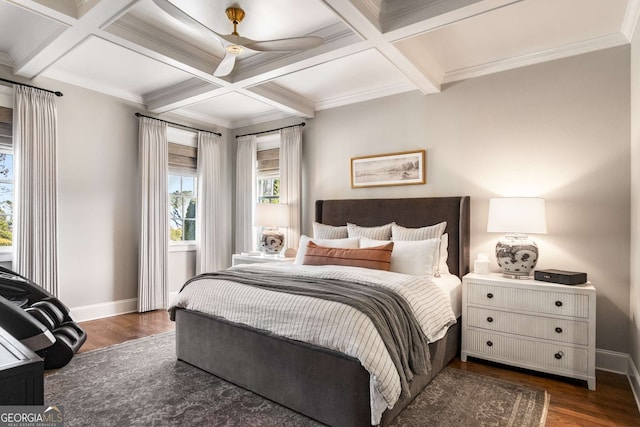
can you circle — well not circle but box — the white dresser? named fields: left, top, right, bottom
left=461, top=272, right=596, bottom=390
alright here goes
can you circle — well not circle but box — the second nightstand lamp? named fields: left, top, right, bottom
left=255, top=203, right=289, bottom=255
left=487, top=197, right=547, bottom=279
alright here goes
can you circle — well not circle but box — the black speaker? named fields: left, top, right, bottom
left=534, top=269, right=587, bottom=285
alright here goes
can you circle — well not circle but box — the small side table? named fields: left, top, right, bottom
left=232, top=254, right=295, bottom=266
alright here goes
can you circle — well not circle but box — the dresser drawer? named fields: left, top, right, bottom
left=467, top=306, right=589, bottom=345
left=466, top=282, right=590, bottom=318
left=465, top=329, right=589, bottom=374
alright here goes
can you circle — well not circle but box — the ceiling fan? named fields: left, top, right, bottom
left=152, top=0, right=324, bottom=77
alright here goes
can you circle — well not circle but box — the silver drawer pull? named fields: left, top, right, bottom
left=486, top=341, right=493, bottom=347
left=487, top=293, right=494, bottom=299
left=555, top=300, right=563, bottom=307
left=554, top=351, right=564, bottom=360
left=555, top=327, right=563, bottom=334
left=486, top=317, right=494, bottom=323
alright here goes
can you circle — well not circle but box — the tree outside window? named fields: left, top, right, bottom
left=169, top=175, right=196, bottom=241
left=257, top=177, right=279, bottom=204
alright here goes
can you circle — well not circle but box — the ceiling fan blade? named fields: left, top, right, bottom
left=213, top=52, right=236, bottom=77
left=243, top=36, right=324, bottom=52
left=152, top=0, right=226, bottom=46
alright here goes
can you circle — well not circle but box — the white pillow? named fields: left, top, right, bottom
left=347, top=222, right=394, bottom=240
left=439, top=233, right=450, bottom=275
left=361, top=237, right=439, bottom=276
left=392, top=222, right=447, bottom=276
left=312, top=222, right=348, bottom=239
left=294, top=235, right=360, bottom=265
left=391, top=222, right=447, bottom=240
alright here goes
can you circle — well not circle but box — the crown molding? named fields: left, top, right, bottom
left=315, top=80, right=415, bottom=111
left=42, top=67, right=144, bottom=104
left=442, top=32, right=629, bottom=84
left=230, top=110, right=295, bottom=129
left=166, top=108, right=232, bottom=130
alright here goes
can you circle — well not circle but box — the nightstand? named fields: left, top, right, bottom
left=232, top=254, right=295, bottom=266
left=461, top=272, right=596, bottom=390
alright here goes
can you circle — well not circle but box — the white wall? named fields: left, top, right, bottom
left=301, top=46, right=630, bottom=354
left=630, top=19, right=640, bottom=396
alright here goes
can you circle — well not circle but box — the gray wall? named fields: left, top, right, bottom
left=0, top=68, right=230, bottom=317
left=300, top=46, right=630, bottom=353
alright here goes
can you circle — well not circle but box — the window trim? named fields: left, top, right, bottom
left=168, top=127, right=198, bottom=248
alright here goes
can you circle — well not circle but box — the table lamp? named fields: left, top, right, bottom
left=487, top=197, right=547, bottom=279
left=254, top=203, right=289, bottom=255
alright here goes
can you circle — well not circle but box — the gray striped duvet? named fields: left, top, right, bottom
left=169, top=263, right=457, bottom=425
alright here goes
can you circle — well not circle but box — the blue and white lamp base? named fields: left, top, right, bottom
left=495, top=234, right=538, bottom=279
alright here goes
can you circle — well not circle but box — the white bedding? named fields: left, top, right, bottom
left=169, top=263, right=456, bottom=425
left=432, top=273, right=462, bottom=318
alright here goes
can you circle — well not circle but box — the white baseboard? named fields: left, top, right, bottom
left=596, top=348, right=629, bottom=374
left=70, top=298, right=137, bottom=322
left=71, top=293, right=181, bottom=322
left=629, top=357, right=640, bottom=414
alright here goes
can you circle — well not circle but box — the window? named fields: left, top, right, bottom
left=169, top=175, right=196, bottom=242
left=167, top=127, right=198, bottom=245
left=258, top=176, right=279, bottom=204
left=0, top=150, right=12, bottom=247
left=0, top=103, right=13, bottom=252
left=256, top=135, right=280, bottom=204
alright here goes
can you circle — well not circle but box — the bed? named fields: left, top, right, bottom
left=172, top=196, right=470, bottom=426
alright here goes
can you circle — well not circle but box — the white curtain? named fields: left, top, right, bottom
left=196, top=131, right=225, bottom=274
left=13, top=86, right=59, bottom=295
left=235, top=135, right=257, bottom=253
left=138, top=117, right=168, bottom=312
left=280, top=126, right=302, bottom=252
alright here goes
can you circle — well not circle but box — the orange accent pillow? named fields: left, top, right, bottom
left=303, top=241, right=394, bottom=271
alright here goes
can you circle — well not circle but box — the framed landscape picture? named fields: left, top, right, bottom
left=351, top=149, right=426, bottom=188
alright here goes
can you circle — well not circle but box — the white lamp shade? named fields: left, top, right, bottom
left=254, top=203, right=290, bottom=228
left=487, top=197, right=547, bottom=234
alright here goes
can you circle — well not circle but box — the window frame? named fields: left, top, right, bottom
left=0, top=86, right=13, bottom=262
left=256, top=133, right=281, bottom=204
left=167, top=127, right=198, bottom=252
left=0, top=147, right=13, bottom=261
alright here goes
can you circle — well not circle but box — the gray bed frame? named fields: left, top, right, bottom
left=175, top=196, right=470, bottom=426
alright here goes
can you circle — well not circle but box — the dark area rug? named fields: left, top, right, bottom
left=45, top=332, right=548, bottom=426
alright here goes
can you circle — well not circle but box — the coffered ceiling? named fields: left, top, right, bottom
left=0, top=0, right=638, bottom=129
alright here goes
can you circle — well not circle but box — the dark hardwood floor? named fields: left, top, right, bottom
left=79, top=310, right=640, bottom=426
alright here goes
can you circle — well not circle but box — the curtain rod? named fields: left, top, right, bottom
left=235, top=122, right=305, bottom=139
left=135, top=113, right=222, bottom=136
left=0, top=77, right=63, bottom=97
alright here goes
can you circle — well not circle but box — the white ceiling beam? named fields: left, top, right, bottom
left=145, top=24, right=364, bottom=115
left=6, top=0, right=78, bottom=23
left=12, top=0, right=141, bottom=78
left=319, top=0, right=440, bottom=94
left=241, top=83, right=315, bottom=119
left=145, top=78, right=220, bottom=113
left=381, top=0, right=521, bottom=39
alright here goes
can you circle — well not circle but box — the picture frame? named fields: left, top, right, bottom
left=351, top=149, right=426, bottom=188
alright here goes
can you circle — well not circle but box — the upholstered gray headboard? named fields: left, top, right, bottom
left=315, top=196, right=470, bottom=278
